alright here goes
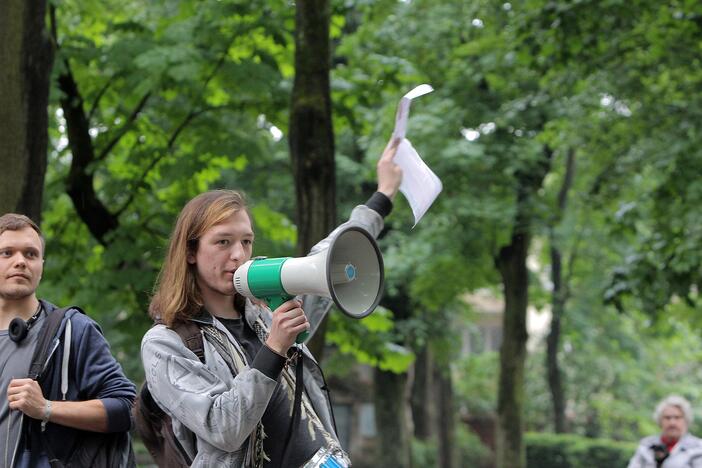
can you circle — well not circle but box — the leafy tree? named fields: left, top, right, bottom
left=517, top=0, right=702, bottom=317
left=41, top=0, right=296, bottom=378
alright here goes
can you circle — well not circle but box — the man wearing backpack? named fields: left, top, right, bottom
left=0, top=213, right=136, bottom=467
left=140, top=138, right=403, bottom=467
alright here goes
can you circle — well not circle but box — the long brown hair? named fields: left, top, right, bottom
left=149, top=190, right=251, bottom=326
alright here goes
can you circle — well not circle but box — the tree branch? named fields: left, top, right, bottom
left=52, top=8, right=118, bottom=245
left=58, top=61, right=119, bottom=245
left=88, top=76, right=117, bottom=121
left=96, top=91, right=151, bottom=161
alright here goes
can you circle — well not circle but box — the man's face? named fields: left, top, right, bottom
left=187, top=210, right=254, bottom=303
left=660, top=405, right=687, bottom=441
left=0, top=227, right=44, bottom=301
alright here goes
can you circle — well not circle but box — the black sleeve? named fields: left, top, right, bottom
left=365, top=191, right=393, bottom=218
left=251, top=345, right=287, bottom=380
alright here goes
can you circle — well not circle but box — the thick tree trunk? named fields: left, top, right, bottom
left=495, top=233, right=530, bottom=468
left=374, top=367, right=412, bottom=468
left=0, top=0, right=53, bottom=221
left=289, top=0, right=336, bottom=359
left=495, top=146, right=552, bottom=468
left=546, top=149, right=575, bottom=433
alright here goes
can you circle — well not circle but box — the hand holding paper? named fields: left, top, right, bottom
left=390, top=84, right=443, bottom=226
left=377, top=138, right=403, bottom=201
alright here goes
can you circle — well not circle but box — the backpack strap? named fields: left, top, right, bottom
left=27, top=306, right=81, bottom=381
left=171, top=321, right=205, bottom=363
left=23, top=306, right=87, bottom=467
left=166, top=320, right=241, bottom=374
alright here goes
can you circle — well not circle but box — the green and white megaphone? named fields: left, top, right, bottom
left=233, top=226, right=384, bottom=343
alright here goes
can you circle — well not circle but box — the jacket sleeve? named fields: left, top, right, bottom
left=625, top=440, right=650, bottom=468
left=141, top=326, right=279, bottom=452
left=70, top=314, right=137, bottom=433
left=303, top=198, right=388, bottom=338
left=625, top=452, right=640, bottom=468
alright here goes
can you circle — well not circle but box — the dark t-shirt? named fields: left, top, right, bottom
left=218, top=317, right=325, bottom=467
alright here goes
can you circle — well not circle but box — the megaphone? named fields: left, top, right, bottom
left=234, top=226, right=384, bottom=342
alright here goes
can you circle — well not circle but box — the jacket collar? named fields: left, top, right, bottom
left=654, top=433, right=698, bottom=453
left=39, top=299, right=57, bottom=314
left=186, top=296, right=266, bottom=329
left=188, top=306, right=214, bottom=325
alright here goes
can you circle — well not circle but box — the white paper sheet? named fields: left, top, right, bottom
left=395, top=139, right=443, bottom=226
left=390, top=84, right=442, bottom=226
left=392, top=84, right=434, bottom=140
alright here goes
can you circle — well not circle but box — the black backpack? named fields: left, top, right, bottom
left=23, top=305, right=136, bottom=468
left=133, top=321, right=205, bottom=468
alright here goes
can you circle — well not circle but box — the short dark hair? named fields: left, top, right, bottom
left=0, top=213, right=45, bottom=253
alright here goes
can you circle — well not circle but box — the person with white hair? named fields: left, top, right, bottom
left=627, top=395, right=702, bottom=468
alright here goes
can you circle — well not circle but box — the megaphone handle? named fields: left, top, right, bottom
left=295, top=330, right=309, bottom=344
left=266, top=295, right=309, bottom=344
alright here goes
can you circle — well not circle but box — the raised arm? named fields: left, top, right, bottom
left=303, top=137, right=403, bottom=337
left=376, top=137, right=402, bottom=201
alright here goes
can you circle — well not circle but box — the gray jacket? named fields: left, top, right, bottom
left=141, top=205, right=384, bottom=467
left=628, top=434, right=702, bottom=468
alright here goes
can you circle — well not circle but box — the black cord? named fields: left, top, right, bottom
left=281, top=347, right=304, bottom=466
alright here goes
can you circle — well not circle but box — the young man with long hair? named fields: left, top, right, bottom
left=141, top=139, right=402, bottom=467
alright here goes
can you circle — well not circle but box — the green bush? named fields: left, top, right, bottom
left=456, top=425, right=494, bottom=468
left=526, top=432, right=636, bottom=468
left=411, top=436, right=438, bottom=467
left=411, top=425, right=493, bottom=468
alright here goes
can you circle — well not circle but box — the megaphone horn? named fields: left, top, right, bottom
left=234, top=226, right=385, bottom=341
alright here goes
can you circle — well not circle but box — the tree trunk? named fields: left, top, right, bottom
left=436, top=362, right=455, bottom=468
left=411, top=347, right=435, bottom=439
left=373, top=287, right=414, bottom=465
left=546, top=242, right=567, bottom=432
left=495, top=146, right=552, bottom=468
left=0, top=0, right=53, bottom=221
left=411, top=346, right=455, bottom=468
left=374, top=367, right=412, bottom=468
left=289, top=0, right=336, bottom=359
left=546, top=149, right=575, bottom=433
left=495, top=234, right=530, bottom=468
